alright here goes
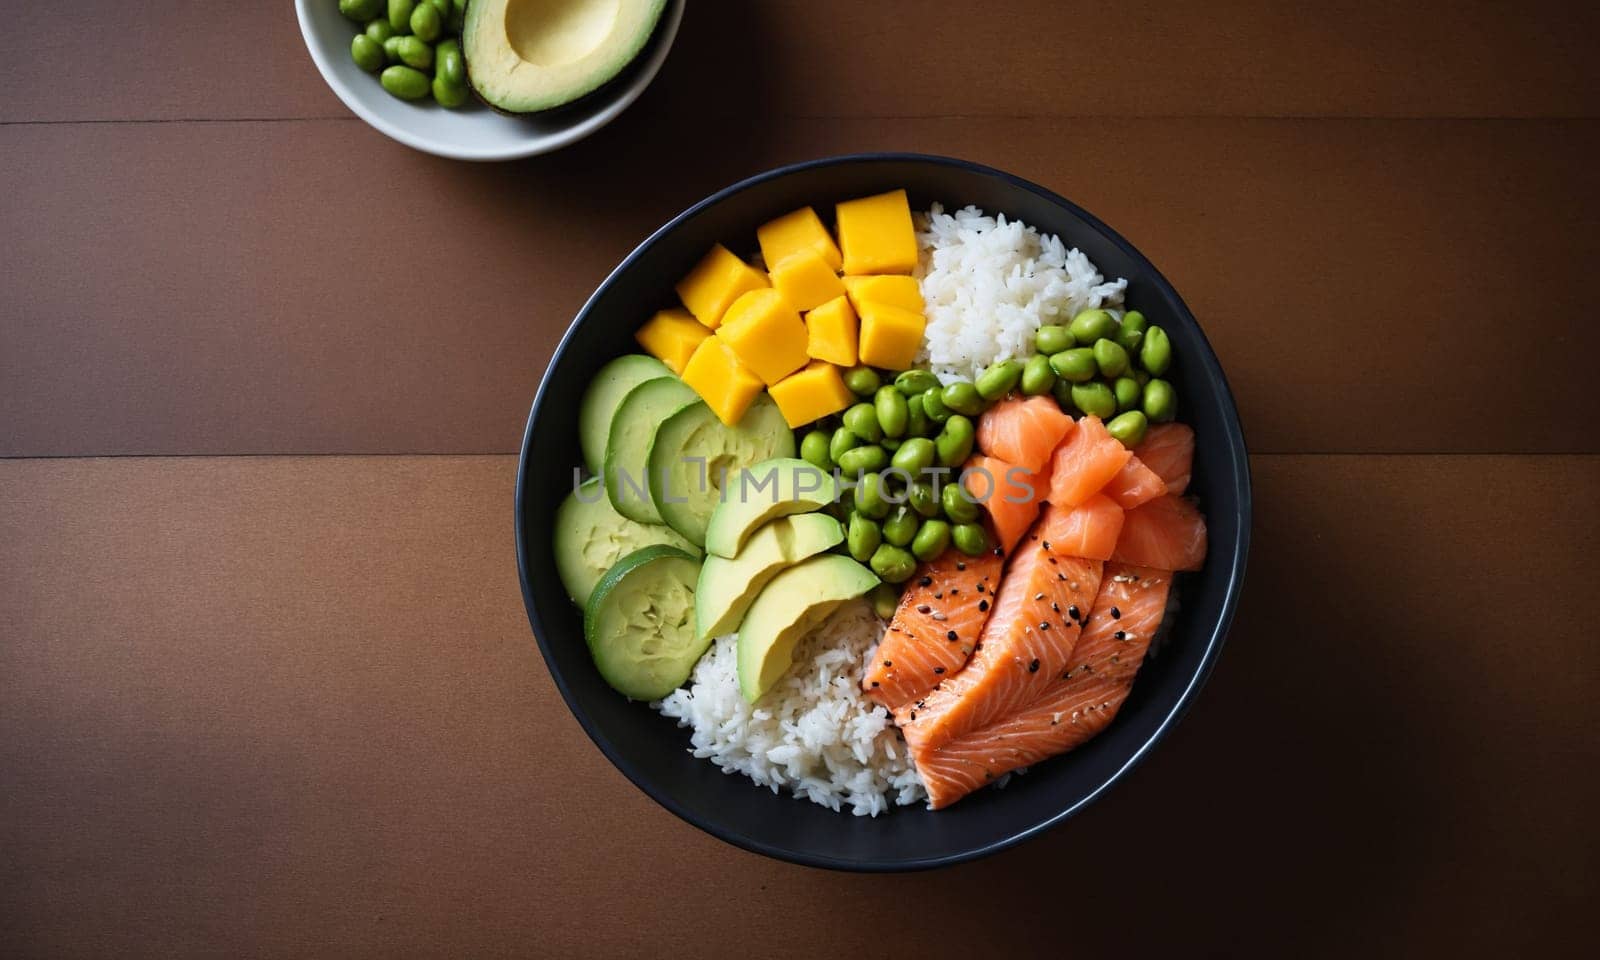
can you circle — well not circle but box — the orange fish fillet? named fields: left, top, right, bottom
left=864, top=549, right=1005, bottom=710
left=976, top=395, right=1075, bottom=474
left=1132, top=423, right=1194, bottom=495
left=1111, top=494, right=1207, bottom=572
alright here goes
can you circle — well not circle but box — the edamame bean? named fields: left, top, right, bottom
left=800, top=429, right=832, bottom=470
left=387, top=0, right=416, bottom=33
left=855, top=472, right=891, bottom=520
left=1140, top=325, right=1172, bottom=376
left=941, top=381, right=984, bottom=416
left=1051, top=378, right=1074, bottom=409
left=869, top=582, right=900, bottom=620
left=891, top=437, right=936, bottom=474
left=1035, top=324, right=1073, bottom=355
left=436, top=38, right=465, bottom=86
left=1143, top=378, right=1177, bottom=422
left=869, top=544, right=918, bottom=584
left=837, top=444, right=887, bottom=475
left=1049, top=348, right=1098, bottom=383
left=911, top=519, right=952, bottom=562
left=425, top=0, right=451, bottom=14
left=365, top=18, right=397, bottom=43
left=396, top=35, right=433, bottom=70
left=875, top=385, right=909, bottom=439
left=894, top=369, right=941, bottom=397
left=908, top=481, right=940, bottom=518
left=976, top=359, right=1023, bottom=400
left=881, top=436, right=902, bottom=452
left=843, top=366, right=881, bottom=396
left=905, top=395, right=930, bottom=437
left=942, top=482, right=981, bottom=523
left=1116, top=311, right=1147, bottom=355
left=848, top=513, right=883, bottom=562
left=1020, top=354, right=1057, bottom=396
left=952, top=522, right=990, bottom=556
left=883, top=506, right=920, bottom=547
left=921, top=387, right=952, bottom=423
left=1093, top=339, right=1130, bottom=378
left=1070, top=381, right=1117, bottom=419
left=829, top=427, right=861, bottom=464
left=340, top=0, right=385, bottom=21
left=382, top=34, right=405, bottom=63
left=1113, top=376, right=1142, bottom=412
left=843, top=403, right=882, bottom=443
left=409, top=0, right=442, bottom=41
left=1069, top=308, right=1117, bottom=344
left=1120, top=310, right=1147, bottom=335
left=380, top=65, right=430, bottom=99
left=351, top=34, right=386, bottom=72
left=935, top=414, right=975, bottom=467
left=1106, top=410, right=1149, bottom=446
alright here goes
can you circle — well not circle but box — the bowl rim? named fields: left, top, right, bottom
left=293, top=0, right=685, bottom=161
left=515, top=152, right=1252, bottom=871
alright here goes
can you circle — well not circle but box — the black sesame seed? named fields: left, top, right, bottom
left=1047, top=556, right=1058, bottom=564
left=976, top=583, right=986, bottom=593
left=1051, top=601, right=1060, bottom=612
left=950, top=588, right=959, bottom=596
left=883, top=660, right=892, bottom=667
left=919, top=575, right=932, bottom=587
left=916, top=604, right=931, bottom=614
left=1114, top=630, right=1126, bottom=640
left=978, top=600, right=989, bottom=612
left=1042, top=540, right=1051, bottom=550
left=955, top=562, right=966, bottom=571
left=1028, top=658, right=1040, bottom=673
left=1039, top=621, right=1051, bottom=630
left=992, top=547, right=1003, bottom=556
left=870, top=681, right=880, bottom=687
left=933, top=666, right=945, bottom=675
left=947, top=630, right=958, bottom=641
left=1068, top=605, right=1081, bottom=620
left=1111, top=606, right=1122, bottom=620
left=934, top=592, right=943, bottom=599
left=1057, top=572, right=1067, bottom=581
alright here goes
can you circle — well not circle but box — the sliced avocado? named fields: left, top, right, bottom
left=584, top=545, right=703, bottom=700
left=703, top=458, right=838, bottom=559
left=694, top=513, right=843, bottom=642
left=578, top=354, right=671, bottom=475
left=736, top=554, right=878, bottom=702
left=604, top=376, right=699, bottom=524
left=649, top=395, right=795, bottom=547
left=555, top=477, right=701, bottom=608
left=463, top=0, right=668, bottom=114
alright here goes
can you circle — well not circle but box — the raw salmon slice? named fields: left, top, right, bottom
left=898, top=505, right=1104, bottom=754
left=1048, top=494, right=1125, bottom=561
left=963, top=455, right=1045, bottom=553
left=1112, top=494, right=1207, bottom=572
left=1132, top=423, right=1194, bottom=495
left=863, top=549, right=1005, bottom=710
left=1046, top=415, right=1132, bottom=508
left=914, top=564, right=1172, bottom=808
left=976, top=395, right=1075, bottom=474
left=1102, top=455, right=1168, bottom=510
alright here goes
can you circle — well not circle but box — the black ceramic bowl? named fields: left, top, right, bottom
left=515, top=154, right=1250, bottom=871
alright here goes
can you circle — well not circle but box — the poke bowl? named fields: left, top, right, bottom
left=515, top=154, right=1250, bottom=870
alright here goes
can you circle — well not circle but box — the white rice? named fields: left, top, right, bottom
left=653, top=601, right=925, bottom=816
left=916, top=203, right=1127, bottom=384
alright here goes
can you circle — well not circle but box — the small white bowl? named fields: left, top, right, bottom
left=295, top=0, right=684, bottom=161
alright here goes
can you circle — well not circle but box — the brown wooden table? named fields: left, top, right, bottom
left=3, top=2, right=1597, bottom=956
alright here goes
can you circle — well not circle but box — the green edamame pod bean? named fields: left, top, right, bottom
left=891, top=437, right=936, bottom=475
left=380, top=65, right=430, bottom=99
left=1070, top=381, right=1117, bottom=419
left=829, top=427, right=861, bottom=464
left=1069, top=308, right=1118, bottom=345
left=905, top=395, right=930, bottom=437
left=1093, top=339, right=1130, bottom=378
left=855, top=472, right=891, bottom=520
left=1106, top=410, right=1149, bottom=447
left=1020, top=354, right=1057, bottom=396
left=1120, top=310, right=1148, bottom=335
left=1051, top=377, right=1074, bottom=409
left=837, top=444, right=887, bottom=475
left=425, top=0, right=451, bottom=14
left=432, top=75, right=468, bottom=106
left=365, top=18, right=397, bottom=43
left=1116, top=309, right=1147, bottom=354
left=396, top=35, right=433, bottom=69
left=894, top=369, right=941, bottom=397
left=435, top=38, right=464, bottom=85
left=800, top=429, right=832, bottom=470
left=1140, top=325, right=1172, bottom=376
left=848, top=513, right=883, bottom=562
left=869, top=544, right=918, bottom=584
left=1035, top=324, right=1074, bottom=355
left=1113, top=376, right=1142, bottom=412
left=921, top=387, right=952, bottom=423
left=382, top=34, right=405, bottom=63
left=843, top=403, right=882, bottom=443
left=935, top=415, right=975, bottom=468
left=911, top=519, right=952, bottom=562
left=976, top=359, right=1023, bottom=400
left=351, top=34, right=386, bottom=72
left=942, top=482, right=981, bottom=523
left=908, top=481, right=940, bottom=518
left=875, top=385, right=909, bottom=439
left=881, top=436, right=902, bottom=452
left=1143, top=378, right=1178, bottom=423
left=1049, top=348, right=1098, bottom=383
left=869, top=582, right=900, bottom=620
left=941, top=381, right=984, bottom=416
left=341, top=0, right=385, bottom=22
left=843, top=366, right=881, bottom=396
left=952, top=522, right=990, bottom=557
left=882, top=505, right=920, bottom=547
left=388, top=0, right=416, bottom=33
left=410, top=1, right=442, bottom=41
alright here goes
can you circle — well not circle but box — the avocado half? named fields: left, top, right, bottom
left=463, top=0, right=668, bottom=114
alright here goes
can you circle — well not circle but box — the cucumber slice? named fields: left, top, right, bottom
left=579, top=354, right=672, bottom=475
left=584, top=545, right=705, bottom=700
left=649, top=394, right=795, bottom=547
left=604, top=377, right=700, bottom=524
left=555, top=477, right=702, bottom=608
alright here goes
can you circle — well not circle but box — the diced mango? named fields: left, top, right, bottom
left=675, top=244, right=769, bottom=329
left=716, top=288, right=811, bottom=386
left=835, top=189, right=918, bottom=275
left=804, top=295, right=859, bottom=367
left=768, top=362, right=855, bottom=429
left=634, top=308, right=711, bottom=374
left=757, top=206, right=842, bottom=272
left=768, top=248, right=847, bottom=313
left=681, top=335, right=765, bottom=426
left=842, top=274, right=924, bottom=315
left=857, top=300, right=927, bottom=370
